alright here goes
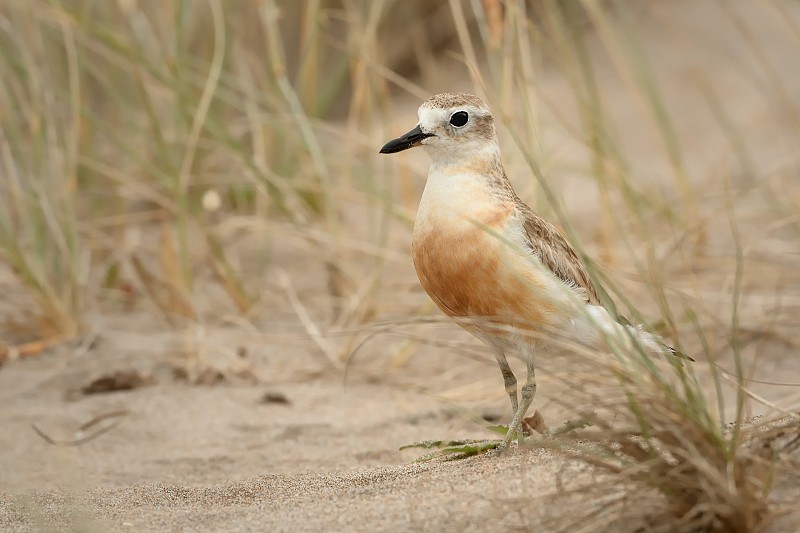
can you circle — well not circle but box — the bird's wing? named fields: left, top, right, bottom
left=516, top=201, right=694, bottom=361
left=515, top=200, right=602, bottom=305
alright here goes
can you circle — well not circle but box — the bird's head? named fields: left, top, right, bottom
left=380, top=93, right=498, bottom=164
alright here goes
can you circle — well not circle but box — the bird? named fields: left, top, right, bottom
left=379, top=92, right=689, bottom=453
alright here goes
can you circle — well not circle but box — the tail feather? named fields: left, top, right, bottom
left=576, top=305, right=694, bottom=362
left=658, top=339, right=694, bottom=362
left=626, top=323, right=694, bottom=363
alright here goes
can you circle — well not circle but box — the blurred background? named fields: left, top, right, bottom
left=1, top=0, right=798, bottom=362
left=1, top=1, right=799, bottom=527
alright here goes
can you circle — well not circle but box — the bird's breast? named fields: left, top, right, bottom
left=412, top=205, right=564, bottom=334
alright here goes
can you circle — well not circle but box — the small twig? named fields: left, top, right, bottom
left=721, top=373, right=800, bottom=419
left=31, top=410, right=129, bottom=446
left=277, top=269, right=343, bottom=369
left=0, top=335, right=72, bottom=365
left=79, top=409, right=130, bottom=431
left=712, top=360, right=800, bottom=387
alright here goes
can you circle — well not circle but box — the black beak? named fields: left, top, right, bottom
left=379, top=125, right=434, bottom=154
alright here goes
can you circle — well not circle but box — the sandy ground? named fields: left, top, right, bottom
left=5, top=313, right=797, bottom=533
left=2, top=1, right=800, bottom=531
left=0, top=312, right=668, bottom=532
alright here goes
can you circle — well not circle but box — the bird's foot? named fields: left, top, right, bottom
left=522, top=410, right=549, bottom=436
left=485, top=443, right=506, bottom=457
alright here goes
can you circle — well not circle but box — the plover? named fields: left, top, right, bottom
left=380, top=92, right=687, bottom=452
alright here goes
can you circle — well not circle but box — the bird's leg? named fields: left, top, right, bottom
left=501, top=351, right=537, bottom=449
left=494, top=352, right=518, bottom=416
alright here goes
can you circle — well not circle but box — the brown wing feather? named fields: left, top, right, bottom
left=515, top=199, right=601, bottom=306
left=514, top=199, right=694, bottom=361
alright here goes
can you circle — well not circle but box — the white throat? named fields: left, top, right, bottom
left=415, top=145, right=507, bottom=235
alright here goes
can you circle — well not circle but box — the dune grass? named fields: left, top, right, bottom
left=447, top=1, right=799, bottom=530
left=1, top=0, right=799, bottom=530
left=0, top=0, right=396, bottom=344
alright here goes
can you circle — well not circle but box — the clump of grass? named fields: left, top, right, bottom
left=0, top=1, right=416, bottom=345
left=0, top=2, right=84, bottom=340
left=548, top=344, right=778, bottom=532
left=441, top=0, right=800, bottom=530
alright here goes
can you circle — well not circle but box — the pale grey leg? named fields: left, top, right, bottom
left=494, top=352, right=518, bottom=416
left=500, top=349, right=537, bottom=450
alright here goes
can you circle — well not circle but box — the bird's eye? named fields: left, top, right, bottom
left=449, top=111, right=469, bottom=127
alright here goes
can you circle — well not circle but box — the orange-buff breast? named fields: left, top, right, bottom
left=412, top=225, right=561, bottom=334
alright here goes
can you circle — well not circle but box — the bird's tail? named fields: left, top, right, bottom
left=657, top=338, right=694, bottom=362
left=577, top=305, right=694, bottom=362
left=628, top=325, right=694, bottom=362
